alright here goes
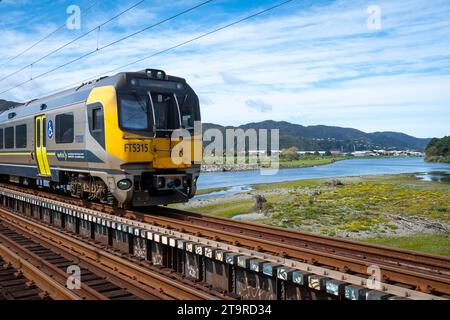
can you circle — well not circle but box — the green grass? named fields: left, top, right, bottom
left=192, top=174, right=450, bottom=226
left=253, top=177, right=329, bottom=190
left=202, top=156, right=348, bottom=169
left=364, top=234, right=450, bottom=256
left=188, top=199, right=255, bottom=218
left=266, top=178, right=449, bottom=230
left=203, top=155, right=414, bottom=170
left=195, top=187, right=227, bottom=195
left=278, top=157, right=348, bottom=169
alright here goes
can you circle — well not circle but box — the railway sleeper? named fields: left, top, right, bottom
left=0, top=222, right=140, bottom=300
left=0, top=258, right=48, bottom=300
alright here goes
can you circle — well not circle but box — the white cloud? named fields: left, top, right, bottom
left=0, top=0, right=449, bottom=137
left=245, top=99, right=272, bottom=113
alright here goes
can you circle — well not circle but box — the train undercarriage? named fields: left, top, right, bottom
left=1, top=169, right=199, bottom=208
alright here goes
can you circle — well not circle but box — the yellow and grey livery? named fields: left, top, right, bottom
left=0, top=69, right=202, bottom=207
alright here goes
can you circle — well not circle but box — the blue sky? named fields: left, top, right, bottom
left=0, top=0, right=449, bottom=138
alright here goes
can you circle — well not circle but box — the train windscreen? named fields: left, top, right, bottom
left=119, top=94, right=150, bottom=131
left=118, top=91, right=200, bottom=133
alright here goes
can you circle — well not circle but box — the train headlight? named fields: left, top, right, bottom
left=146, top=69, right=166, bottom=80
left=157, top=177, right=166, bottom=188
left=117, top=179, right=132, bottom=190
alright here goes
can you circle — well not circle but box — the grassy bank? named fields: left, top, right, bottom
left=201, top=155, right=348, bottom=171
left=278, top=156, right=348, bottom=168
left=195, top=187, right=227, bottom=196
left=174, top=173, right=450, bottom=256
left=202, top=155, right=419, bottom=172
left=363, top=234, right=450, bottom=256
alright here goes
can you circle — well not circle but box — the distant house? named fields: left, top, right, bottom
left=297, top=151, right=327, bottom=156
left=373, top=149, right=387, bottom=155
left=330, top=150, right=345, bottom=156
left=248, top=150, right=267, bottom=156
left=247, top=150, right=281, bottom=156
left=352, top=151, right=376, bottom=157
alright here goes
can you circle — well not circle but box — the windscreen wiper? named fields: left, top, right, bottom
left=131, top=91, right=147, bottom=114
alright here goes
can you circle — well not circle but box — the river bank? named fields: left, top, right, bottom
left=172, top=172, right=450, bottom=256
left=201, top=156, right=348, bottom=172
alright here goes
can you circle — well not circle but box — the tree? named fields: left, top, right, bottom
left=425, top=136, right=450, bottom=163
left=280, top=147, right=300, bottom=161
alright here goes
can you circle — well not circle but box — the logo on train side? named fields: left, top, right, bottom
left=56, top=151, right=68, bottom=161
left=47, top=120, right=54, bottom=139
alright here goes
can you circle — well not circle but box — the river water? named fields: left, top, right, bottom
left=195, top=157, right=450, bottom=199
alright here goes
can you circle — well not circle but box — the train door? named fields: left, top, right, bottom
left=34, top=115, right=51, bottom=176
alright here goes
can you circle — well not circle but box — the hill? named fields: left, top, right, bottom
left=0, top=99, right=20, bottom=112
left=203, top=120, right=430, bottom=152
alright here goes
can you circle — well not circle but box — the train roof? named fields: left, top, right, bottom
left=0, top=69, right=186, bottom=123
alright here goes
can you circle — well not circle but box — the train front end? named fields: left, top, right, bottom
left=100, top=69, right=202, bottom=207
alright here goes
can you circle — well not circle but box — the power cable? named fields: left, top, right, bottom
left=2, top=0, right=294, bottom=98
left=0, top=0, right=146, bottom=83
left=0, top=0, right=101, bottom=68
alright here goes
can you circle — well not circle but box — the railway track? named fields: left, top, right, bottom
left=1, top=182, right=449, bottom=299
left=139, top=206, right=450, bottom=294
left=0, top=222, right=140, bottom=300
left=0, top=206, right=227, bottom=300
left=0, top=254, right=48, bottom=300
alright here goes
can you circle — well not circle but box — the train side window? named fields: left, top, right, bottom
left=15, top=124, right=27, bottom=148
left=36, top=120, right=41, bottom=147
left=92, top=108, right=103, bottom=131
left=42, top=118, right=46, bottom=147
left=0, top=129, right=3, bottom=149
left=87, top=103, right=105, bottom=149
left=55, top=113, right=74, bottom=144
left=5, top=127, right=14, bottom=149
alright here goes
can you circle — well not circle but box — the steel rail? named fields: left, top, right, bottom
left=0, top=242, right=80, bottom=300
left=0, top=183, right=448, bottom=298
left=149, top=207, right=450, bottom=275
left=121, top=208, right=450, bottom=296
left=0, top=207, right=223, bottom=300
left=0, top=219, right=164, bottom=300
left=0, top=223, right=111, bottom=300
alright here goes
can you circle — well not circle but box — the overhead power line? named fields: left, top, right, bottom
left=0, top=0, right=216, bottom=95
left=103, top=0, right=296, bottom=76
left=0, top=0, right=146, bottom=83
left=0, top=0, right=102, bottom=69
left=1, top=0, right=295, bottom=97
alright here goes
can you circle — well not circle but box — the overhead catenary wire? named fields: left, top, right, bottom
left=0, top=0, right=146, bottom=83
left=0, top=0, right=216, bottom=96
left=101, top=0, right=296, bottom=77
left=0, top=0, right=216, bottom=95
left=0, top=0, right=102, bottom=69
left=53, top=0, right=297, bottom=93
left=2, top=0, right=295, bottom=98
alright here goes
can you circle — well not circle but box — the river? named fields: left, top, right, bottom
left=195, top=157, right=450, bottom=199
